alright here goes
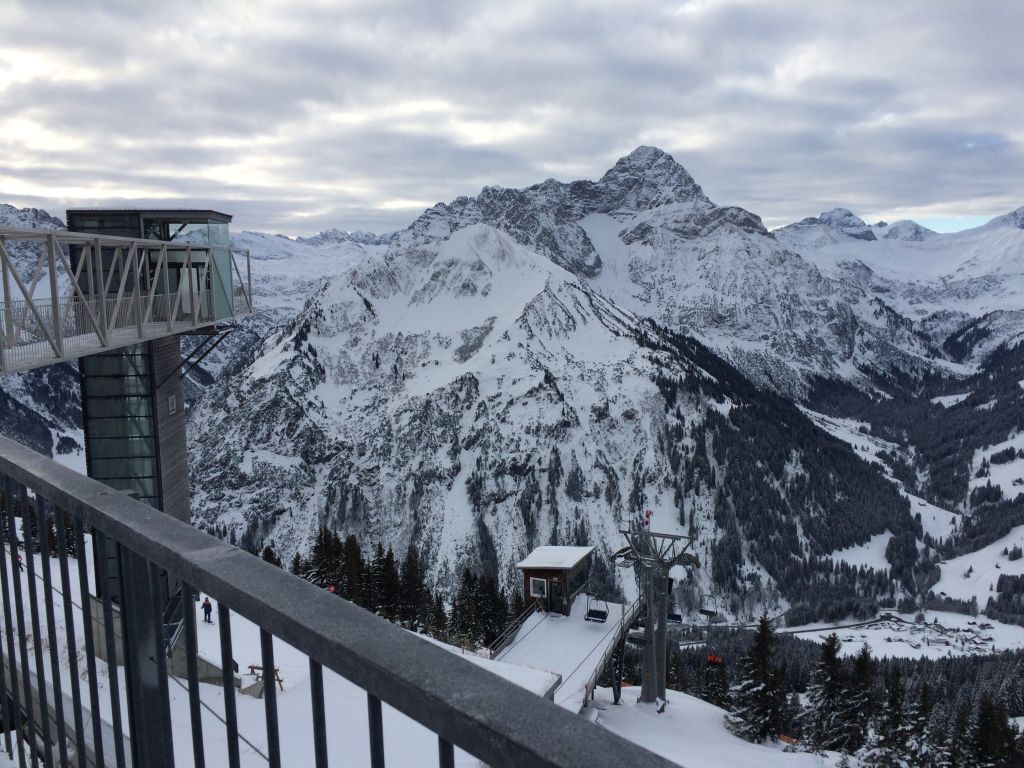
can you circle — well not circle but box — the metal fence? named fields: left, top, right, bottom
left=0, top=435, right=676, bottom=768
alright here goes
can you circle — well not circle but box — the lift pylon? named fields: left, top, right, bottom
left=616, top=517, right=699, bottom=704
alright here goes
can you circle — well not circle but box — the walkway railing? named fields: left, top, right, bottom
left=0, top=228, right=252, bottom=374
left=0, top=435, right=676, bottom=768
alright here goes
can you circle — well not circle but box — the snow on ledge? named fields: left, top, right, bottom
left=516, top=545, right=594, bottom=569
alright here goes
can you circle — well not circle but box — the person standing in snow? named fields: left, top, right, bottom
left=202, top=597, right=213, bottom=623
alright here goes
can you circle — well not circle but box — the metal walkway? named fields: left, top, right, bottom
left=496, top=598, right=641, bottom=713
left=0, top=227, right=252, bottom=374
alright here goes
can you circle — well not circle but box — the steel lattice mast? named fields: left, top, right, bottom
left=616, top=518, right=699, bottom=704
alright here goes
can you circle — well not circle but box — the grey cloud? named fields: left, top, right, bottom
left=2, top=0, right=1022, bottom=235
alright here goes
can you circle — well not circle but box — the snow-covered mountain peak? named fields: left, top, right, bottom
left=404, top=224, right=561, bottom=317
left=298, top=228, right=396, bottom=247
left=0, top=203, right=64, bottom=230
left=819, top=207, right=867, bottom=229
left=596, top=146, right=707, bottom=211
left=876, top=220, right=937, bottom=241
left=982, top=205, right=1024, bottom=231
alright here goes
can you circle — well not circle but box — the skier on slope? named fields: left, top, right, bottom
left=202, top=597, right=213, bottom=623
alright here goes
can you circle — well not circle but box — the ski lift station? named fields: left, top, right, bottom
left=517, top=545, right=595, bottom=615
left=486, top=545, right=642, bottom=713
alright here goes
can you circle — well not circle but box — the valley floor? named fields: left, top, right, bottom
left=786, top=609, right=1024, bottom=660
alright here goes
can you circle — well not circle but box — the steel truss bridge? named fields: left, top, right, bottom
left=0, top=227, right=253, bottom=375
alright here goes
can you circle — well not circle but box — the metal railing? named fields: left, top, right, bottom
left=0, top=228, right=252, bottom=374
left=486, top=602, right=538, bottom=660
left=580, top=599, right=642, bottom=705
left=0, top=435, right=676, bottom=768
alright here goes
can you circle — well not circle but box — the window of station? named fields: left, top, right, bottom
left=530, top=577, right=547, bottom=598
left=570, top=566, right=589, bottom=595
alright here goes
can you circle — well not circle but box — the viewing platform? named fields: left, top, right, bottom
left=0, top=225, right=252, bottom=375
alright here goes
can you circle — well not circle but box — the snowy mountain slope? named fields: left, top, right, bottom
left=187, top=221, right=917, bottom=620
left=181, top=228, right=388, bottom=383
left=383, top=148, right=972, bottom=398
left=776, top=205, right=1024, bottom=365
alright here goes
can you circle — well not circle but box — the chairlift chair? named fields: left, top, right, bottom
left=666, top=576, right=683, bottom=624
left=698, top=594, right=719, bottom=619
left=584, top=594, right=609, bottom=623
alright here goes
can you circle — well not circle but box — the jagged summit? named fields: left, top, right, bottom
left=818, top=207, right=867, bottom=229
left=298, top=227, right=396, bottom=247
left=0, top=203, right=64, bottom=230
left=596, top=146, right=706, bottom=210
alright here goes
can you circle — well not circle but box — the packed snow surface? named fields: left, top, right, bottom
left=931, top=392, right=972, bottom=407
left=829, top=531, right=893, bottom=570
left=932, top=524, right=1024, bottom=603
left=496, top=599, right=632, bottom=712
left=971, top=432, right=1024, bottom=500
left=594, top=687, right=841, bottom=767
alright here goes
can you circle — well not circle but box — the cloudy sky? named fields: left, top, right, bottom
left=2, top=0, right=1022, bottom=236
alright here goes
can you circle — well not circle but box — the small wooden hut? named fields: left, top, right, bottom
left=516, top=546, right=594, bottom=615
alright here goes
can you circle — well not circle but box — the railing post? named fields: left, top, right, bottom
left=132, top=245, right=144, bottom=338
left=187, top=249, right=196, bottom=327
left=246, top=248, right=252, bottom=313
left=120, top=549, right=175, bottom=768
left=162, top=245, right=171, bottom=331
left=1, top=237, right=13, bottom=369
left=93, top=237, right=108, bottom=344
left=46, top=233, right=63, bottom=357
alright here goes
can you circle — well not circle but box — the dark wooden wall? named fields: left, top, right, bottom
left=150, top=335, right=190, bottom=524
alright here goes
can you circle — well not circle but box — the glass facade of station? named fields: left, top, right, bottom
left=79, top=344, right=162, bottom=508
left=66, top=209, right=236, bottom=323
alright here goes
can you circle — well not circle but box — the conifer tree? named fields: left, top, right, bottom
left=342, top=535, right=364, bottom=605
left=261, top=545, right=282, bottom=567
left=971, top=691, right=1018, bottom=767
left=904, top=682, right=934, bottom=768
left=942, top=704, right=973, bottom=768
left=475, top=576, right=508, bottom=646
left=303, top=526, right=344, bottom=589
left=704, top=661, right=730, bottom=709
left=379, top=545, right=401, bottom=621
left=860, top=668, right=910, bottom=767
left=801, top=633, right=849, bottom=752
left=429, top=593, right=448, bottom=641
left=399, top=544, right=429, bottom=631
left=725, top=612, right=785, bottom=743
left=847, top=643, right=876, bottom=752
left=450, top=569, right=478, bottom=647
left=364, top=543, right=386, bottom=613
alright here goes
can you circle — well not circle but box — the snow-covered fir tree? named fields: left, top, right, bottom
left=860, top=668, right=911, bottom=767
left=725, top=612, right=786, bottom=743
left=800, top=633, right=850, bottom=752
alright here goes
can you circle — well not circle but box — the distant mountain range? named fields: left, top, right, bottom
left=2, top=148, right=1022, bottom=624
